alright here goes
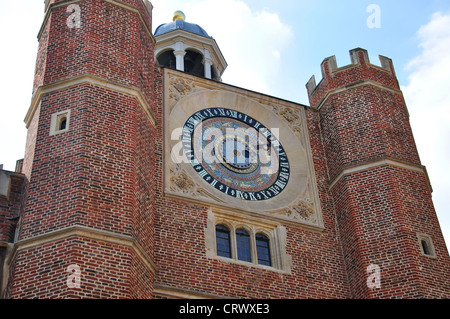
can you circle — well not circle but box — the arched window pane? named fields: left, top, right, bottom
left=216, top=225, right=231, bottom=258
left=256, top=233, right=271, bottom=266
left=236, top=229, right=252, bottom=262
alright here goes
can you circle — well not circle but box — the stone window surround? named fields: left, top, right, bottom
left=50, top=109, right=71, bottom=136
left=205, top=208, right=292, bottom=273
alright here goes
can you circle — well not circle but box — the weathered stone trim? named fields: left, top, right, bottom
left=6, top=225, right=157, bottom=275
left=314, top=80, right=404, bottom=111
left=329, top=156, right=431, bottom=192
left=25, top=74, right=157, bottom=128
left=153, top=284, right=226, bottom=299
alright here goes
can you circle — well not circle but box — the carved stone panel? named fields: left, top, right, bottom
left=163, top=69, right=324, bottom=229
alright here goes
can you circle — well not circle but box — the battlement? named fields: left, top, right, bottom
left=306, top=48, right=400, bottom=108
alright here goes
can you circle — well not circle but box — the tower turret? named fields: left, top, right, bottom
left=307, top=48, right=450, bottom=298
left=7, top=0, right=157, bottom=298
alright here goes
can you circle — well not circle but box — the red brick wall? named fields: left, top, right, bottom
left=8, top=236, right=153, bottom=298
left=317, top=84, right=421, bottom=179
left=19, top=85, right=152, bottom=239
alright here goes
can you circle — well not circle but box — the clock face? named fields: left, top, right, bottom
left=182, top=107, right=290, bottom=201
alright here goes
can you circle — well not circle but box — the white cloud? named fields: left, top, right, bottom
left=151, top=0, right=294, bottom=94
left=401, top=12, right=450, bottom=246
left=0, top=0, right=293, bottom=171
left=0, top=1, right=44, bottom=171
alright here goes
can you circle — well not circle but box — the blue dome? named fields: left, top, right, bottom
left=154, top=19, right=211, bottom=38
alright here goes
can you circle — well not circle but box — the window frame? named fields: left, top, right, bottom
left=50, top=109, right=71, bottom=136
left=213, top=222, right=280, bottom=270
left=207, top=209, right=291, bottom=273
left=417, top=233, right=436, bottom=258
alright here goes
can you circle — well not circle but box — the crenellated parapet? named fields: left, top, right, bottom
left=306, top=48, right=400, bottom=109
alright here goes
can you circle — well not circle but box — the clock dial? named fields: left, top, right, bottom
left=182, top=107, right=290, bottom=201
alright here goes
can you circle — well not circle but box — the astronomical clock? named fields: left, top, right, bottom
left=164, top=69, right=323, bottom=229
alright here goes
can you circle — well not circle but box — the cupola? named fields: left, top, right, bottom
left=154, top=11, right=227, bottom=81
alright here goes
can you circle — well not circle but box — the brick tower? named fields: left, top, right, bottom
left=6, top=0, right=157, bottom=298
left=306, top=48, right=450, bottom=298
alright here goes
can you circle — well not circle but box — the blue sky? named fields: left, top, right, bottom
left=1, top=0, right=449, bottom=246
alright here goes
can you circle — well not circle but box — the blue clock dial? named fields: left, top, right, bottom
left=182, top=108, right=290, bottom=201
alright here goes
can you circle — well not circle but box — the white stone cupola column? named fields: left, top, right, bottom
left=202, top=50, right=213, bottom=79
left=173, top=41, right=187, bottom=71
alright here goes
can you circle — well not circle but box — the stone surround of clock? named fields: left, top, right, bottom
left=164, top=69, right=324, bottom=230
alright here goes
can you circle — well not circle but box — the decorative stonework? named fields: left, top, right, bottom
left=269, top=199, right=317, bottom=226
left=169, top=164, right=195, bottom=194
left=168, top=163, right=226, bottom=204
left=168, top=75, right=196, bottom=106
left=272, top=104, right=303, bottom=138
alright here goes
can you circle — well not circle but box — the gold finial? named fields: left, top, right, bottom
left=173, top=10, right=186, bottom=21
